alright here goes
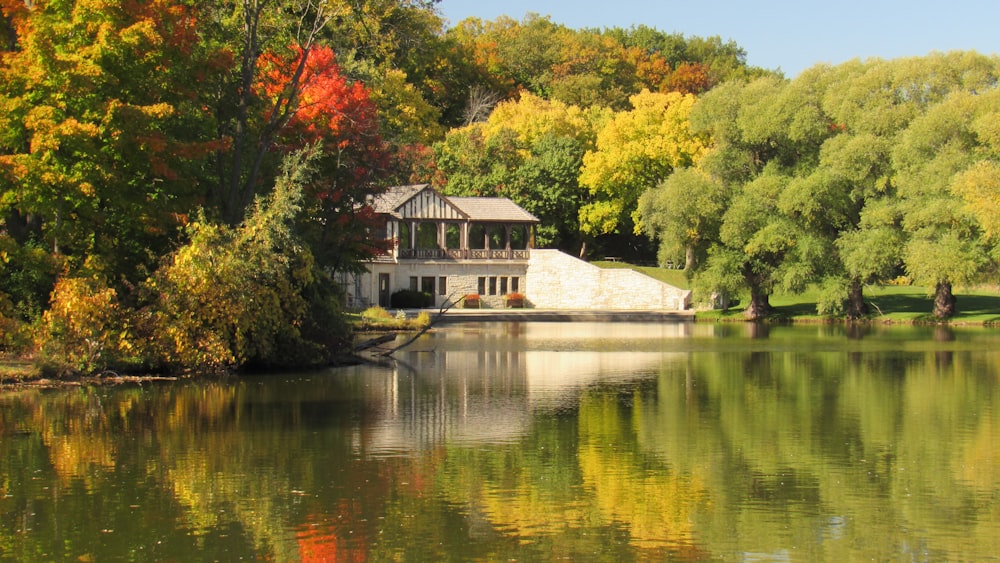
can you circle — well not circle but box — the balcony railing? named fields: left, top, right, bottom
left=398, top=248, right=530, bottom=260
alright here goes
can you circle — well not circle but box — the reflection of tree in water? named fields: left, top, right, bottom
left=3, top=326, right=1000, bottom=561
left=934, top=325, right=955, bottom=370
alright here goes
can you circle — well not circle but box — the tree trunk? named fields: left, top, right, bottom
left=933, top=280, right=956, bottom=319
left=685, top=245, right=695, bottom=270
left=845, top=277, right=869, bottom=320
left=744, top=284, right=771, bottom=320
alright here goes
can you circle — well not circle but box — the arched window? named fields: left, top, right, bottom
left=445, top=224, right=461, bottom=249
left=398, top=222, right=411, bottom=250
left=469, top=224, right=486, bottom=249
left=510, top=225, right=528, bottom=250
left=416, top=222, right=438, bottom=249
left=488, top=225, right=505, bottom=249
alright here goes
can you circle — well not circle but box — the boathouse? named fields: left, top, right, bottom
left=340, top=184, right=691, bottom=311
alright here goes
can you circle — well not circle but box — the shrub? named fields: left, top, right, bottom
left=33, top=276, right=126, bottom=375
left=390, top=289, right=433, bottom=308
left=361, top=306, right=393, bottom=320
left=139, top=147, right=349, bottom=372
left=0, top=292, right=30, bottom=352
left=414, top=311, right=431, bottom=327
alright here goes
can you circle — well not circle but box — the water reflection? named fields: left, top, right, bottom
left=1, top=322, right=999, bottom=562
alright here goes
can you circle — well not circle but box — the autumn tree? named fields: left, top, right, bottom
left=0, top=0, right=218, bottom=291
left=143, top=146, right=349, bottom=371
left=579, top=90, right=706, bottom=244
left=435, top=93, right=609, bottom=252
left=259, top=43, right=390, bottom=269
left=204, top=0, right=346, bottom=225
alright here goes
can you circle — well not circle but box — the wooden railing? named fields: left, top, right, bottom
left=398, top=248, right=530, bottom=260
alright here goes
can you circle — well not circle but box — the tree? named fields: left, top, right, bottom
left=579, top=90, right=706, bottom=239
left=205, top=0, right=343, bottom=225
left=893, top=89, right=1000, bottom=317
left=259, top=43, right=391, bottom=269
left=143, top=146, right=348, bottom=371
left=0, top=0, right=218, bottom=287
left=637, top=168, right=731, bottom=271
left=677, top=75, right=820, bottom=318
left=435, top=93, right=608, bottom=252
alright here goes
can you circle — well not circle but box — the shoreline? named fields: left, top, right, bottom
left=3, top=310, right=997, bottom=390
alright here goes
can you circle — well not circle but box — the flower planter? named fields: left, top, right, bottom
left=505, top=293, right=525, bottom=309
left=463, top=294, right=481, bottom=309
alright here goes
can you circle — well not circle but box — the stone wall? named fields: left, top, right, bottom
left=526, top=250, right=690, bottom=310
left=345, top=261, right=529, bottom=310
left=345, top=249, right=690, bottom=311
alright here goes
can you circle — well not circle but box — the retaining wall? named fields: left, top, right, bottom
left=525, top=250, right=690, bottom=310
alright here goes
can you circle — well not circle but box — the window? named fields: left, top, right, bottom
left=421, top=276, right=435, bottom=295
left=488, top=276, right=497, bottom=295
left=416, top=222, right=438, bottom=249
left=399, top=222, right=411, bottom=250
left=409, top=276, right=418, bottom=291
left=511, top=277, right=520, bottom=293
left=500, top=277, right=508, bottom=295
left=488, top=225, right=505, bottom=249
left=445, top=224, right=460, bottom=249
left=510, top=225, right=528, bottom=249
left=469, top=224, right=486, bottom=249
left=477, top=277, right=486, bottom=295
left=438, top=276, right=447, bottom=296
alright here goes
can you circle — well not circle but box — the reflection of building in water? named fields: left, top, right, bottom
left=356, top=322, right=696, bottom=456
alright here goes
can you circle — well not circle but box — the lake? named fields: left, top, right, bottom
left=1, top=321, right=998, bottom=562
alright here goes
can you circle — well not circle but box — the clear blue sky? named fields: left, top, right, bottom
left=437, top=0, right=1000, bottom=77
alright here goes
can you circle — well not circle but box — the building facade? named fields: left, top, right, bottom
left=342, top=184, right=540, bottom=309
left=341, top=184, right=692, bottom=311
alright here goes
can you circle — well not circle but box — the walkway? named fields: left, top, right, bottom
left=433, top=308, right=696, bottom=324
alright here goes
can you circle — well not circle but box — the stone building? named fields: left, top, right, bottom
left=340, top=184, right=690, bottom=311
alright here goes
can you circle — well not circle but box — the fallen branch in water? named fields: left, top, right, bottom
left=353, top=333, right=397, bottom=352
left=377, top=293, right=465, bottom=357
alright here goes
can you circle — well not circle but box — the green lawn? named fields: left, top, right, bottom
left=763, top=285, right=1000, bottom=323
left=591, top=260, right=690, bottom=289
left=591, top=261, right=1000, bottom=324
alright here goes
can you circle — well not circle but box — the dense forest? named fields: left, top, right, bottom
left=1, top=0, right=998, bottom=374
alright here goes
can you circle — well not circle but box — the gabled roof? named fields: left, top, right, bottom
left=372, top=184, right=539, bottom=223
left=370, top=184, right=429, bottom=217
left=449, top=197, right=539, bottom=223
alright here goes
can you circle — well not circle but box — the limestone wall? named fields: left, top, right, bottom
left=345, top=249, right=690, bottom=311
left=526, top=250, right=690, bottom=310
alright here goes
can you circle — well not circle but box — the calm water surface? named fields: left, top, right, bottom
left=2, top=322, right=999, bottom=562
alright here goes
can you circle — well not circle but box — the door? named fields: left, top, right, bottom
left=378, top=273, right=391, bottom=308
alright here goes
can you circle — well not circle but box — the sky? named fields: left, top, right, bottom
left=437, top=0, right=1000, bottom=77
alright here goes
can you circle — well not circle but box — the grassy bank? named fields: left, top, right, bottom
left=592, top=261, right=1000, bottom=324
left=591, top=260, right=690, bottom=289
left=762, top=285, right=1000, bottom=324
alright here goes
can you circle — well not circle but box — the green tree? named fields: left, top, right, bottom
left=672, top=76, right=798, bottom=317
left=144, top=146, right=348, bottom=371
left=893, top=89, right=1000, bottom=317
left=637, top=167, right=731, bottom=271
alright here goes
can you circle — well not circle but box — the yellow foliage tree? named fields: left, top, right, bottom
left=579, top=90, right=708, bottom=235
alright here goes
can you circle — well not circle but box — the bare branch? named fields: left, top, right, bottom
left=378, top=292, right=465, bottom=357
left=463, top=85, right=502, bottom=126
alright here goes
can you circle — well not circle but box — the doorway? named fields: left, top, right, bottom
left=378, top=273, right=390, bottom=308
